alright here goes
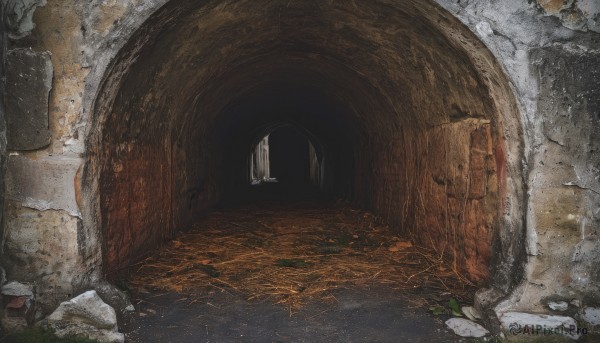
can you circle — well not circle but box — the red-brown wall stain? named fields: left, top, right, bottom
left=369, top=119, right=498, bottom=284
left=74, top=164, right=83, bottom=212
left=101, top=142, right=173, bottom=279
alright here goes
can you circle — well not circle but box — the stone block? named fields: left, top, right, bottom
left=5, top=155, right=82, bottom=217
left=6, top=49, right=52, bottom=150
left=1, top=281, right=34, bottom=298
left=3, top=202, right=80, bottom=310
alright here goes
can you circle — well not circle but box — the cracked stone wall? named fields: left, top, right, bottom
left=0, top=0, right=598, bottom=331
left=1, top=0, right=97, bottom=309
left=434, top=0, right=600, bottom=322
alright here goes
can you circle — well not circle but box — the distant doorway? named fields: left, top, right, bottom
left=249, top=126, right=320, bottom=189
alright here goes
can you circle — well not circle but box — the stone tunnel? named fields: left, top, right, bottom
left=0, top=0, right=599, bottom=340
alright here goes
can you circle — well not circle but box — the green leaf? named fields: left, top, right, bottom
left=449, top=298, right=462, bottom=316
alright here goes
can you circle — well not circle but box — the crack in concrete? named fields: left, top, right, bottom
left=563, top=182, right=600, bottom=195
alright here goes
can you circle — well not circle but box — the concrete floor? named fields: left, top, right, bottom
left=124, top=286, right=464, bottom=343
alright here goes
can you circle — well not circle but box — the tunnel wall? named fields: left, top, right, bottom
left=0, top=0, right=598, bottom=332
left=367, top=119, right=499, bottom=283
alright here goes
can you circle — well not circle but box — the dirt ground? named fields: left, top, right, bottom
left=124, top=287, right=464, bottom=343
left=123, top=200, right=477, bottom=342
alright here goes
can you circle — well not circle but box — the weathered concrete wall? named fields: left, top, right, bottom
left=433, top=0, right=600, bottom=320
left=0, top=0, right=54, bottom=300
left=519, top=45, right=600, bottom=310
left=0, top=0, right=598, bottom=334
left=0, top=0, right=99, bottom=308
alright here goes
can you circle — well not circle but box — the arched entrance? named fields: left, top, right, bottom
left=85, top=0, right=524, bottom=299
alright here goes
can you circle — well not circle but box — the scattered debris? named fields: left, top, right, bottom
left=129, top=203, right=476, bottom=310
left=581, top=307, right=600, bottom=326
left=548, top=301, right=569, bottom=311
left=445, top=317, right=489, bottom=337
left=388, top=241, right=412, bottom=252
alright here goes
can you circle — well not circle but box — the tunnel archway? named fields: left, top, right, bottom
left=247, top=124, right=323, bottom=190
left=86, top=0, right=525, bottom=292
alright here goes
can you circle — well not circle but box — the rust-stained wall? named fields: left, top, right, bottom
left=369, top=119, right=499, bottom=283
left=100, top=142, right=173, bottom=278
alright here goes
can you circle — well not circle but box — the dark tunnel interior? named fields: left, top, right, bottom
left=89, top=0, right=521, bottom=286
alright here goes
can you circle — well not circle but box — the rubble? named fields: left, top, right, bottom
left=445, top=317, right=489, bottom=337
left=45, top=290, right=124, bottom=343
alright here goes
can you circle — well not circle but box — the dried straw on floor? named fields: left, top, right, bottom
left=129, top=202, right=477, bottom=310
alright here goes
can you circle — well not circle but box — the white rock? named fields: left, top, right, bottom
left=47, top=290, right=123, bottom=343
left=1, top=281, right=33, bottom=298
left=548, top=301, right=569, bottom=311
left=462, top=306, right=482, bottom=321
left=48, top=290, right=117, bottom=330
left=445, top=318, right=489, bottom=337
left=462, top=307, right=476, bottom=321
left=498, top=312, right=580, bottom=339
left=581, top=307, right=600, bottom=326
left=570, top=299, right=581, bottom=307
